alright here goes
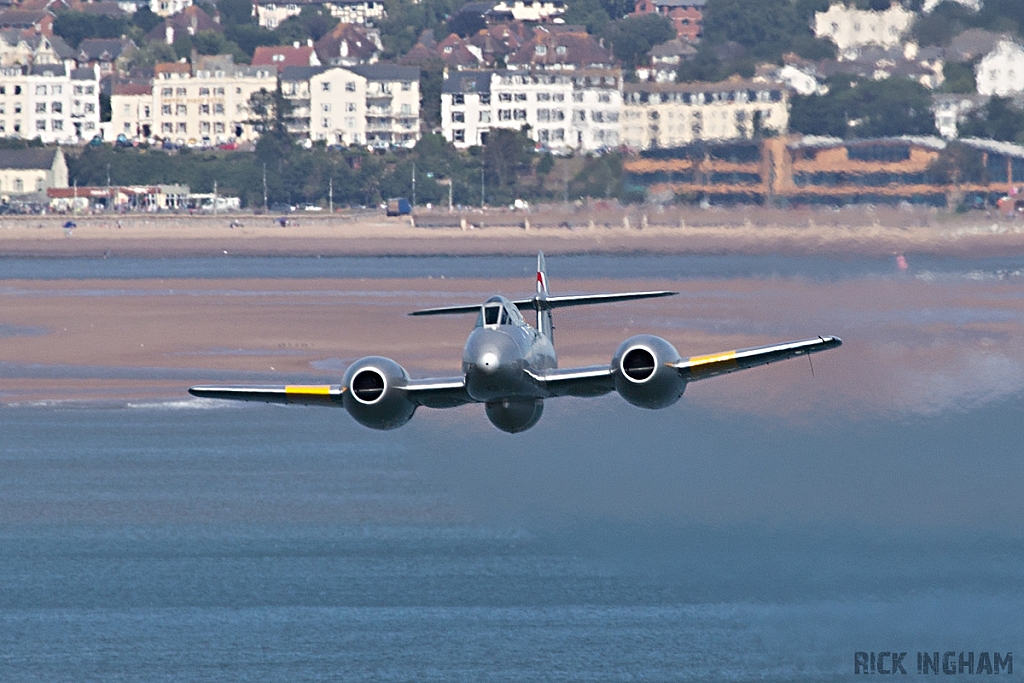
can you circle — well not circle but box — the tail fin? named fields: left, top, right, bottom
left=536, top=251, right=553, bottom=341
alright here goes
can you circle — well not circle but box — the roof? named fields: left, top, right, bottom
left=70, top=67, right=97, bottom=80
left=29, top=63, right=66, bottom=76
left=252, top=45, right=319, bottom=70
left=645, top=0, right=706, bottom=6
left=648, top=38, right=697, bottom=59
left=112, top=82, right=152, bottom=96
left=347, top=64, right=419, bottom=81
left=147, top=6, right=222, bottom=42
left=625, top=77, right=783, bottom=94
left=507, top=26, right=615, bottom=69
left=789, top=135, right=947, bottom=152
left=76, top=38, right=134, bottom=61
left=0, top=9, right=50, bottom=26
left=442, top=70, right=492, bottom=94
left=281, top=65, right=327, bottom=82
left=0, top=148, right=60, bottom=170
left=314, top=23, right=381, bottom=64
left=959, top=137, right=1024, bottom=159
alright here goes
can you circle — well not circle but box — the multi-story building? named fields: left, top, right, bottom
left=283, top=64, right=420, bottom=147
left=975, top=39, right=1024, bottom=97
left=148, top=56, right=276, bottom=144
left=110, top=82, right=154, bottom=140
left=442, top=68, right=622, bottom=152
left=632, top=0, right=705, bottom=42
left=0, top=62, right=100, bottom=144
left=813, top=2, right=915, bottom=57
left=251, top=0, right=385, bottom=29
left=0, top=148, right=67, bottom=197
left=620, top=79, right=789, bottom=151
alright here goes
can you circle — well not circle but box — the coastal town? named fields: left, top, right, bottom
left=0, top=0, right=1022, bottom=213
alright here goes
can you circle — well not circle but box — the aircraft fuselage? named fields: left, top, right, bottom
left=462, top=311, right=555, bottom=402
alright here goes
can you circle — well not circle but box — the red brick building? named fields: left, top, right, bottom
left=632, top=0, right=705, bottom=42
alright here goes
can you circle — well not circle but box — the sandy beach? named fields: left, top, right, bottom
left=3, top=204, right=1024, bottom=257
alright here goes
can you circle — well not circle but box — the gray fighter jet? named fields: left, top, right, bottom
left=189, top=253, right=841, bottom=433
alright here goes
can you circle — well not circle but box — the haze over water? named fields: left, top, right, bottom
left=1, top=254, right=1022, bottom=681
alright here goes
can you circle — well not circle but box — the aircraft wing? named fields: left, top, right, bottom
left=527, top=365, right=616, bottom=398
left=188, top=384, right=344, bottom=407
left=189, top=377, right=475, bottom=409
left=674, top=336, right=842, bottom=382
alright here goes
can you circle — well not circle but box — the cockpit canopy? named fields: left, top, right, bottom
left=476, top=296, right=524, bottom=328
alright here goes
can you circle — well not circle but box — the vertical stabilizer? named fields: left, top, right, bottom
left=536, top=251, right=554, bottom=342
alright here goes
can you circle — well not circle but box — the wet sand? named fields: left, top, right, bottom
left=3, top=206, right=1024, bottom=258
left=1, top=274, right=1021, bottom=418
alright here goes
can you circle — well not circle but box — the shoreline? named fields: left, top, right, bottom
left=2, top=207, right=1024, bottom=258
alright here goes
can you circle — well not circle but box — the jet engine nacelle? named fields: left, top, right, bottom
left=485, top=398, right=544, bottom=433
left=612, top=334, right=686, bottom=409
left=341, top=356, right=417, bottom=430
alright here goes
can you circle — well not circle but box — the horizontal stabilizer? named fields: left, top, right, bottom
left=189, top=384, right=344, bottom=407
left=410, top=290, right=676, bottom=316
left=674, top=336, right=842, bottom=382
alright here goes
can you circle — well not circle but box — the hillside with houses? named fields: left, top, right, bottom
left=0, top=0, right=1023, bottom=211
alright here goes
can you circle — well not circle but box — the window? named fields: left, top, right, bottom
left=322, top=103, right=331, bottom=112
left=346, top=102, right=356, bottom=112
left=453, top=129, right=464, bottom=142
left=592, top=111, right=603, bottom=122
left=177, top=122, right=187, bottom=132
left=123, top=104, right=131, bottom=115
left=598, top=93, right=610, bottom=103
left=85, top=86, right=94, bottom=95
left=480, top=94, right=490, bottom=105
left=36, top=119, right=46, bottom=130
left=452, top=111, right=464, bottom=122
left=214, top=104, right=224, bottom=114
left=321, top=117, right=330, bottom=128
left=13, top=103, right=20, bottom=114
left=199, top=87, right=210, bottom=96
left=513, top=109, right=526, bottom=120
left=215, top=87, right=224, bottom=95
left=162, top=87, right=173, bottom=96
left=498, top=109, right=511, bottom=120
left=573, top=110, right=585, bottom=122
left=538, top=109, right=550, bottom=122
left=401, top=104, right=411, bottom=115
left=345, top=81, right=356, bottom=92
left=176, top=87, right=186, bottom=96
left=401, top=81, right=411, bottom=91
left=479, top=111, right=491, bottom=123
left=51, top=102, right=62, bottom=113
left=51, top=119, right=62, bottom=131
left=36, top=85, right=46, bottom=95
left=573, top=92, right=583, bottom=102
left=200, top=104, right=210, bottom=114
left=537, top=92, right=550, bottom=101
left=35, top=102, right=47, bottom=113
left=52, top=85, right=61, bottom=95
left=515, top=93, right=526, bottom=101
left=162, top=104, right=172, bottom=115
left=162, top=122, right=172, bottom=132
left=499, top=93, right=512, bottom=102
left=322, top=82, right=331, bottom=91
left=453, top=93, right=465, bottom=105
left=176, top=104, right=187, bottom=115
left=552, top=93, right=564, bottom=102
left=13, top=86, right=20, bottom=95
left=346, top=116, right=355, bottom=128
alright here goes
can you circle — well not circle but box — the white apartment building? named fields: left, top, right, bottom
left=975, top=40, right=1024, bottom=97
left=620, top=80, right=789, bottom=151
left=110, top=83, right=154, bottom=140
left=149, top=56, right=276, bottom=144
left=252, top=0, right=385, bottom=29
left=814, top=2, right=915, bottom=56
left=442, top=69, right=622, bottom=153
left=150, top=0, right=192, bottom=17
left=0, top=62, right=100, bottom=144
left=284, top=64, right=420, bottom=147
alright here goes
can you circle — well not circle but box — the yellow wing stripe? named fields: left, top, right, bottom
left=685, top=350, right=737, bottom=366
left=285, top=385, right=334, bottom=395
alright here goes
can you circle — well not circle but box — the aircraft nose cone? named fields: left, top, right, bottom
left=478, top=351, right=500, bottom=374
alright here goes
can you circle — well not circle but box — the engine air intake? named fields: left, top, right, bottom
left=351, top=369, right=386, bottom=403
left=622, top=347, right=656, bottom=382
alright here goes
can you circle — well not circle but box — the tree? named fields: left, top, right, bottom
left=789, top=77, right=938, bottom=138
left=218, top=0, right=255, bottom=26
left=482, top=128, right=533, bottom=205
left=959, top=97, right=1024, bottom=143
left=274, top=6, right=338, bottom=44
left=447, top=11, right=486, bottom=38
left=701, top=0, right=804, bottom=61
left=599, top=14, right=675, bottom=73
left=53, top=11, right=128, bottom=48
left=225, top=24, right=277, bottom=59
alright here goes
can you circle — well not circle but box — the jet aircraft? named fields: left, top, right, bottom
left=189, top=253, right=842, bottom=433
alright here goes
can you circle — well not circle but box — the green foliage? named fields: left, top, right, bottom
left=225, top=24, right=277, bottom=59
left=701, top=0, right=804, bottom=61
left=959, top=97, right=1024, bottom=143
left=447, top=11, right=486, bottom=38
left=911, top=2, right=976, bottom=46
left=677, top=42, right=755, bottom=83
left=53, top=11, right=129, bottom=48
left=99, top=93, right=111, bottom=123
left=218, top=0, right=255, bottom=26
left=130, top=6, right=163, bottom=33
left=414, top=57, right=446, bottom=129
left=927, top=141, right=986, bottom=185
left=940, top=59, right=978, bottom=93
left=274, top=6, right=338, bottom=44
left=379, top=0, right=462, bottom=59
left=568, top=153, right=624, bottom=200
left=790, top=77, right=938, bottom=138
left=599, top=14, right=675, bottom=73
left=482, top=128, right=533, bottom=205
